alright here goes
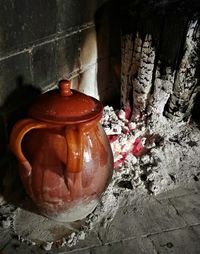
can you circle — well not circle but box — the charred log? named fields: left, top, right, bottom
left=164, top=20, right=200, bottom=121
left=121, top=0, right=200, bottom=122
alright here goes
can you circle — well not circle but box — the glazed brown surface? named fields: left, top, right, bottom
left=20, top=123, right=113, bottom=216
left=10, top=81, right=113, bottom=220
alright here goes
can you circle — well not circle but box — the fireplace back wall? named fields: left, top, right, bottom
left=0, top=0, right=120, bottom=193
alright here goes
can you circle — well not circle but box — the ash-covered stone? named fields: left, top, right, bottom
left=1, top=105, right=200, bottom=251
left=41, top=241, right=53, bottom=251
left=1, top=217, right=11, bottom=229
left=0, top=203, right=15, bottom=230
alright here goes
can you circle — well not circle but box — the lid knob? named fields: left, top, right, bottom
left=59, top=80, right=72, bottom=96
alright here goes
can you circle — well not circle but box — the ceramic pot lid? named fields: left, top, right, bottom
left=28, top=80, right=103, bottom=124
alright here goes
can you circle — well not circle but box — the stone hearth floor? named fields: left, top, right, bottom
left=1, top=181, right=200, bottom=253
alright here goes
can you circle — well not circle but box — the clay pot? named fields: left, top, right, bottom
left=10, top=80, right=113, bottom=222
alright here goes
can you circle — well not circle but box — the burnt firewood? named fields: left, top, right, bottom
left=121, top=0, right=200, bottom=122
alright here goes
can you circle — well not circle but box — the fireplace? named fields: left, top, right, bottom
left=1, top=0, right=200, bottom=253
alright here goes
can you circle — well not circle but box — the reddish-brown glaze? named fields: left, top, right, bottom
left=59, top=80, right=72, bottom=96
left=10, top=80, right=113, bottom=219
left=28, top=80, right=103, bottom=124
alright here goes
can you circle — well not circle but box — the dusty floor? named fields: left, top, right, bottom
left=1, top=181, right=200, bottom=254
left=1, top=108, right=200, bottom=253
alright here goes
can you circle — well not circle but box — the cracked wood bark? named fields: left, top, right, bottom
left=121, top=12, right=200, bottom=122
left=165, top=20, right=200, bottom=121
left=121, top=33, right=155, bottom=119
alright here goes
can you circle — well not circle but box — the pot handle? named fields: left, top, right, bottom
left=65, top=125, right=84, bottom=173
left=10, top=119, right=49, bottom=176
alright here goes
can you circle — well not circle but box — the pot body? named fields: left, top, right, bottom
left=16, top=120, right=113, bottom=221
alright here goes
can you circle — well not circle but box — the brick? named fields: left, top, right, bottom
left=149, top=227, right=200, bottom=254
left=169, top=192, right=200, bottom=225
left=55, top=34, right=79, bottom=78
left=57, top=0, right=81, bottom=33
left=91, top=237, right=155, bottom=254
left=0, top=52, right=41, bottom=140
left=0, top=52, right=33, bottom=107
left=79, top=0, right=98, bottom=24
left=2, top=239, right=46, bottom=254
left=99, top=199, right=186, bottom=243
left=0, top=0, right=57, bottom=56
left=31, top=42, right=56, bottom=89
left=0, top=228, right=12, bottom=250
left=57, top=0, right=100, bottom=34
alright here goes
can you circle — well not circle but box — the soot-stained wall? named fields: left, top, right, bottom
left=0, top=0, right=121, bottom=192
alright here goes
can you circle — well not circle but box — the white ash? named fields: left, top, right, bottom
left=148, top=76, right=173, bottom=115
left=1, top=105, right=200, bottom=251
left=1, top=216, right=11, bottom=229
left=78, top=106, right=200, bottom=236
left=101, top=106, right=125, bottom=135
left=0, top=204, right=16, bottom=229
left=77, top=231, right=85, bottom=241
left=41, top=241, right=53, bottom=251
left=0, top=194, right=6, bottom=206
left=146, top=114, right=200, bottom=194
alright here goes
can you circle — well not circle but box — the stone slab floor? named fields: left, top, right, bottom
left=1, top=181, right=200, bottom=254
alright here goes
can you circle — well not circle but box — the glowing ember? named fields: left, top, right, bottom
left=101, top=106, right=148, bottom=168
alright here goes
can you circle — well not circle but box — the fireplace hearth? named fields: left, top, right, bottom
left=1, top=0, right=200, bottom=253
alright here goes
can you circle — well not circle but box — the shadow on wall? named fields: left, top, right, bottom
left=0, top=76, right=40, bottom=136
left=0, top=77, right=41, bottom=199
left=94, top=0, right=121, bottom=107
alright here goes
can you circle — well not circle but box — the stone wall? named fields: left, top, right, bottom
left=0, top=0, right=121, bottom=191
